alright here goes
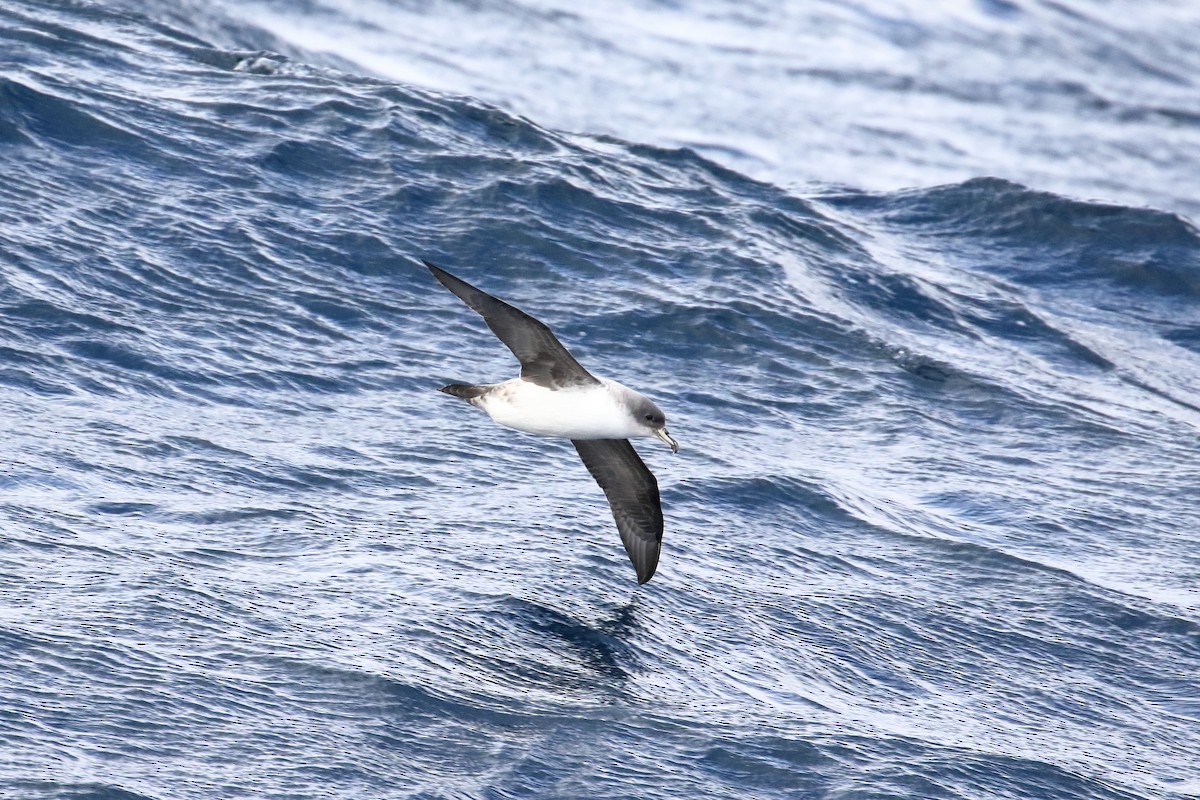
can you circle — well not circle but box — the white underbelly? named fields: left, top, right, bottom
left=476, top=379, right=640, bottom=439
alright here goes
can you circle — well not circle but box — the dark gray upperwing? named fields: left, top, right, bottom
left=424, top=260, right=599, bottom=389
left=572, top=439, right=663, bottom=585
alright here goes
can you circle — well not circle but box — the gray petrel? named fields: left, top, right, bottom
left=425, top=260, right=678, bottom=584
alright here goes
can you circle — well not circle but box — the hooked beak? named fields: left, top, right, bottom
left=654, top=427, right=679, bottom=454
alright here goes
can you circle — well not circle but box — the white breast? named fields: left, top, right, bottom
left=475, top=378, right=645, bottom=440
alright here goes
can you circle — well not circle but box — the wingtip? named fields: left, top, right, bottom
left=634, top=548, right=660, bottom=584
left=423, top=260, right=475, bottom=296
left=424, top=259, right=463, bottom=295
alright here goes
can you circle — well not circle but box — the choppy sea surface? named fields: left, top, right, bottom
left=3, top=1, right=1200, bottom=798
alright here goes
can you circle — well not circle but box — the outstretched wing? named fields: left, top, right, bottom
left=424, top=260, right=599, bottom=389
left=572, top=438, right=663, bottom=584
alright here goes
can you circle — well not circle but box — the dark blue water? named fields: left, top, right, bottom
left=3, top=1, right=1199, bottom=798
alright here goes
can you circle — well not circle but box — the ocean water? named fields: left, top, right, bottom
left=2, top=1, right=1199, bottom=799
left=162, top=0, right=1200, bottom=221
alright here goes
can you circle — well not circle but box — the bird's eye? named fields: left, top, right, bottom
left=644, top=414, right=655, bottom=421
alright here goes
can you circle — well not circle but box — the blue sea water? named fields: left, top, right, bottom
left=2, top=1, right=1200, bottom=798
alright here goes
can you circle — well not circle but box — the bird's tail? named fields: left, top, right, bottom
left=439, top=383, right=491, bottom=400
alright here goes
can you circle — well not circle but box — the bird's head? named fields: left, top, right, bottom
left=631, top=396, right=679, bottom=454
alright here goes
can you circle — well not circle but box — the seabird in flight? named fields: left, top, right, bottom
left=424, top=260, right=678, bottom=584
